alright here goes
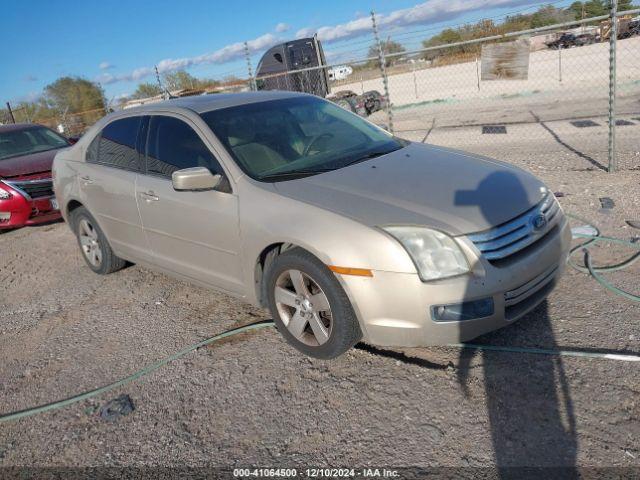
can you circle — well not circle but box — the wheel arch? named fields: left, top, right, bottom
left=66, top=199, right=84, bottom=216
left=253, top=240, right=337, bottom=308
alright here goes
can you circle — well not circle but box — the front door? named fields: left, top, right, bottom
left=135, top=114, right=244, bottom=295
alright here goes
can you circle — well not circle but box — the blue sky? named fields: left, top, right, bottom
left=1, top=0, right=567, bottom=104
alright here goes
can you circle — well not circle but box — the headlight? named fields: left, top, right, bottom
left=0, top=185, right=12, bottom=200
left=382, top=226, right=469, bottom=281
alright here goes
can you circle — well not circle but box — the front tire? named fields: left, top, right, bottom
left=70, top=207, right=126, bottom=275
left=265, top=248, right=362, bottom=359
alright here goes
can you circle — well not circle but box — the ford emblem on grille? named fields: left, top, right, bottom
left=531, top=213, right=548, bottom=231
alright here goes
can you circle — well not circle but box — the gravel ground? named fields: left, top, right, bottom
left=1, top=135, right=639, bottom=474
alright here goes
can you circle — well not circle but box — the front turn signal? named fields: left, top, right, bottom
left=327, top=265, right=373, bottom=277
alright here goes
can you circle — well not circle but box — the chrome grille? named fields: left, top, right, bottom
left=466, top=193, right=561, bottom=262
left=4, top=178, right=54, bottom=199
left=504, top=265, right=558, bottom=307
left=504, top=265, right=559, bottom=320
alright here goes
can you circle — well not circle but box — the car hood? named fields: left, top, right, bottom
left=273, top=142, right=547, bottom=236
left=0, top=148, right=61, bottom=179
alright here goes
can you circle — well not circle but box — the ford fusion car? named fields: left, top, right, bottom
left=52, top=92, right=571, bottom=359
left=0, top=123, right=69, bottom=230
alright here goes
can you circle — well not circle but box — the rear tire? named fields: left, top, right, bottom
left=265, top=248, right=362, bottom=359
left=70, top=207, right=126, bottom=275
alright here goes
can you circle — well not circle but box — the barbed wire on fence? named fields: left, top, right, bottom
left=4, top=5, right=639, bottom=171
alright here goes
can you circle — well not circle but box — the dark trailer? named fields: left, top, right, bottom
left=256, top=36, right=330, bottom=98
left=255, top=36, right=387, bottom=118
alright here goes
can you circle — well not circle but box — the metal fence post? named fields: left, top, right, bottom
left=370, top=11, right=394, bottom=133
left=608, top=0, right=617, bottom=173
left=558, top=44, right=562, bottom=83
left=244, top=41, right=257, bottom=91
left=411, top=60, right=418, bottom=99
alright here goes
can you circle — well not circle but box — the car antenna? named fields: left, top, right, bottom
left=155, top=65, right=175, bottom=100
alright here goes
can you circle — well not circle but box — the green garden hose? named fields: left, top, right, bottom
left=0, top=320, right=275, bottom=424
left=1, top=212, right=638, bottom=425
left=566, top=213, right=640, bottom=303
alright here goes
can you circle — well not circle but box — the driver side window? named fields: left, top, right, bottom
left=145, top=115, right=225, bottom=181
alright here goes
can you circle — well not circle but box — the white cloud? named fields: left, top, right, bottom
left=96, top=32, right=280, bottom=85
left=99, top=61, right=115, bottom=70
left=96, top=0, right=546, bottom=86
left=298, top=0, right=546, bottom=43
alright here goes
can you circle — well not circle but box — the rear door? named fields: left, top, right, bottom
left=78, top=116, right=152, bottom=262
left=136, top=113, right=244, bottom=294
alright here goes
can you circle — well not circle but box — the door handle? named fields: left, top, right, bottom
left=140, top=191, right=159, bottom=202
left=80, top=175, right=94, bottom=185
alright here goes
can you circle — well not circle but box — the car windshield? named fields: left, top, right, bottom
left=0, top=126, right=68, bottom=161
left=200, top=96, right=406, bottom=181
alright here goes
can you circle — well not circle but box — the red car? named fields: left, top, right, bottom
left=0, top=123, right=71, bottom=230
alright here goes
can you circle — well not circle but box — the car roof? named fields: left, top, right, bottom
left=124, top=90, right=310, bottom=115
left=0, top=123, right=46, bottom=133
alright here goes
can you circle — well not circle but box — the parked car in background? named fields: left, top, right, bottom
left=327, top=90, right=387, bottom=117
left=328, top=65, right=353, bottom=81
left=53, top=92, right=571, bottom=359
left=546, top=32, right=595, bottom=49
left=0, top=124, right=69, bottom=230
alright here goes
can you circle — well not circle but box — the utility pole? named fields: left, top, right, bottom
left=371, top=11, right=394, bottom=133
left=5, top=102, right=16, bottom=124
left=155, top=66, right=169, bottom=100
left=244, top=41, right=256, bottom=91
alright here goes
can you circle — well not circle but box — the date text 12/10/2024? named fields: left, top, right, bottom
left=233, top=468, right=400, bottom=478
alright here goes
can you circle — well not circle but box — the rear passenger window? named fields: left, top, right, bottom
left=86, top=134, right=100, bottom=163
left=146, top=116, right=224, bottom=178
left=98, top=117, right=142, bottom=170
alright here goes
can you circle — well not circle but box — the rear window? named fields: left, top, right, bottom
left=95, top=117, right=142, bottom=171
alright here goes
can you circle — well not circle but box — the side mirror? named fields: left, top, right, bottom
left=172, top=167, right=222, bottom=192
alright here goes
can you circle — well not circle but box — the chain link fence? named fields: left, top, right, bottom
left=247, top=6, right=639, bottom=172
left=3, top=5, right=638, bottom=171
left=2, top=104, right=107, bottom=137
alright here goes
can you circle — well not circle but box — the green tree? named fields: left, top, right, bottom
left=618, top=0, right=636, bottom=11
left=44, top=76, right=105, bottom=114
left=584, top=0, right=607, bottom=17
left=130, top=82, right=163, bottom=99
left=568, top=1, right=586, bottom=19
left=421, top=29, right=462, bottom=60
left=367, top=40, right=406, bottom=66
left=529, top=5, right=573, bottom=27
left=162, top=70, right=220, bottom=91
left=163, top=70, right=198, bottom=90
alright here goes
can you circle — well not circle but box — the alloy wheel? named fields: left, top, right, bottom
left=78, top=218, right=102, bottom=267
left=274, top=269, right=332, bottom=346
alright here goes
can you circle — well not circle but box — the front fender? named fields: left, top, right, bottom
left=238, top=181, right=416, bottom=304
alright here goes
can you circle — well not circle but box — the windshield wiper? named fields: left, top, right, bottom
left=341, top=148, right=397, bottom=168
left=259, top=167, right=336, bottom=181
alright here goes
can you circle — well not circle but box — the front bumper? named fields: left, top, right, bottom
left=339, top=218, right=572, bottom=347
left=0, top=189, right=61, bottom=229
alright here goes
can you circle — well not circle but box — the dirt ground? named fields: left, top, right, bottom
left=1, top=128, right=639, bottom=475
